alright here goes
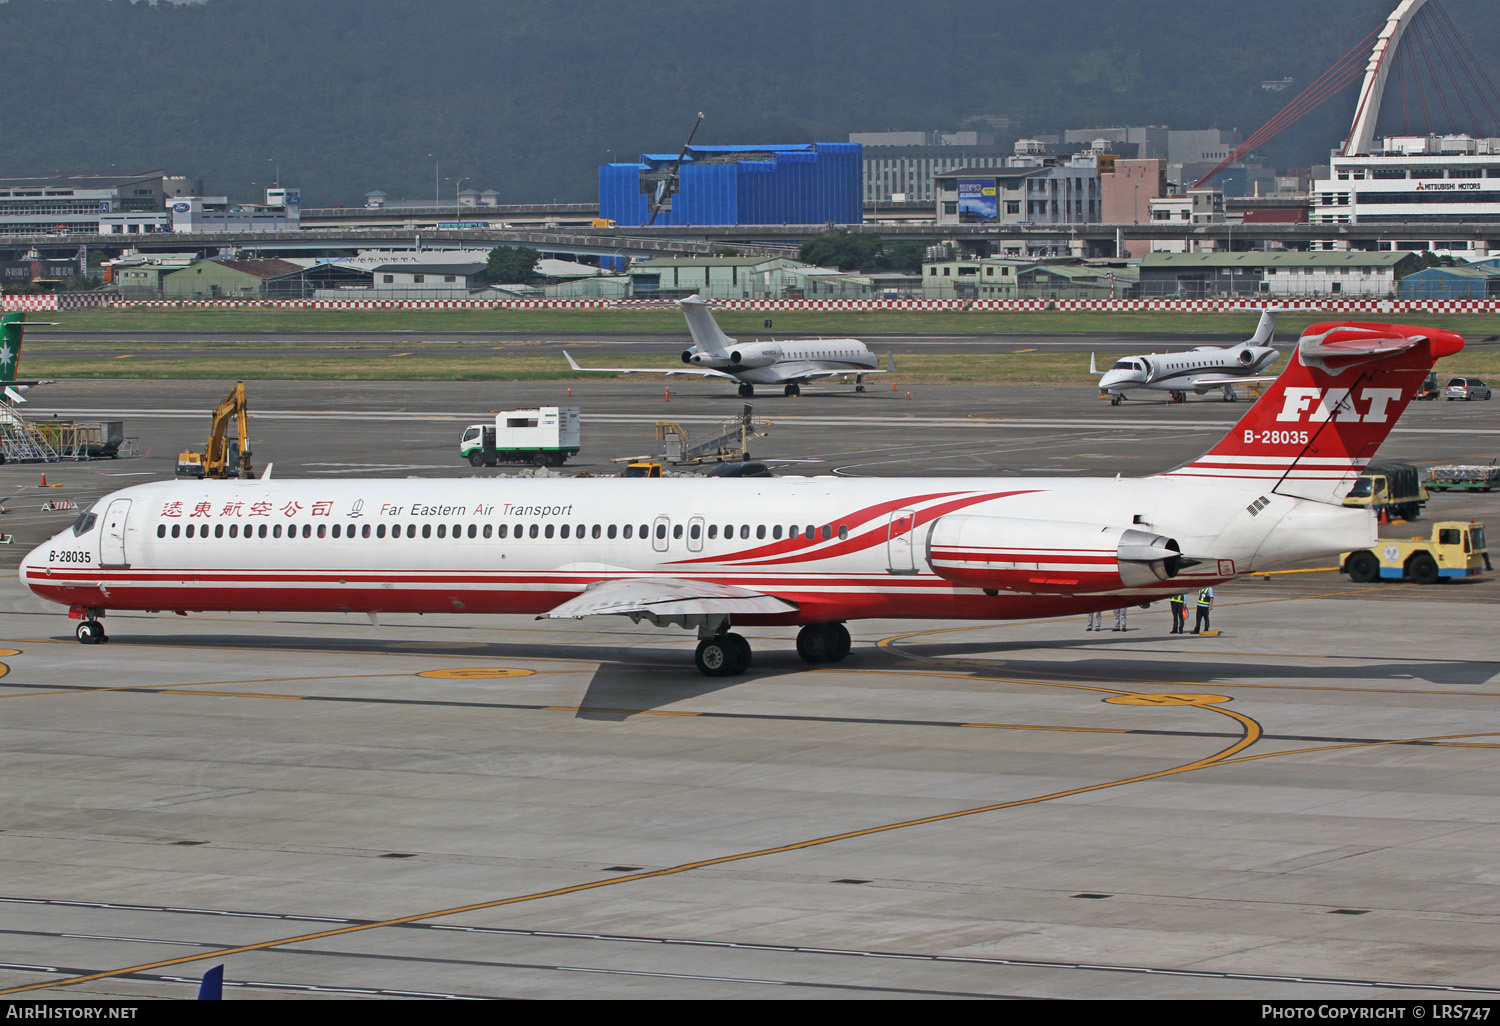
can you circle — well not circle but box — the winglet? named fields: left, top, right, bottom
left=887, top=351, right=897, bottom=373
left=563, top=350, right=584, bottom=371
left=1089, top=352, right=1099, bottom=376
left=259, top=463, right=273, bottom=480
left=196, top=964, right=223, bottom=1000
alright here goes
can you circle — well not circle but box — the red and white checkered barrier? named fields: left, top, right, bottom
left=0, top=295, right=60, bottom=312
left=20, top=295, right=1500, bottom=315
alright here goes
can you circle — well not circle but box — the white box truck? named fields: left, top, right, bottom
left=460, top=406, right=581, bottom=468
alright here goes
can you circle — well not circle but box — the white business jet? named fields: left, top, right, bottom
left=1092, top=308, right=1284, bottom=405
left=565, top=294, right=892, bottom=397
left=24, top=319, right=1462, bottom=677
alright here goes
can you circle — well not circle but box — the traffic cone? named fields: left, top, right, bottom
left=566, top=387, right=572, bottom=397
left=892, top=382, right=897, bottom=391
left=39, top=473, right=46, bottom=487
left=664, top=388, right=670, bottom=402
left=906, top=391, right=912, bottom=400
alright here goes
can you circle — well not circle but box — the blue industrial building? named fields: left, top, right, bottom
left=599, top=143, right=862, bottom=226
left=1399, top=265, right=1500, bottom=300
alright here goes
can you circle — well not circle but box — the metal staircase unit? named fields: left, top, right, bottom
left=0, top=400, right=59, bottom=463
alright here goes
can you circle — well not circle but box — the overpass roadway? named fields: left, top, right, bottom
left=3, top=220, right=1496, bottom=265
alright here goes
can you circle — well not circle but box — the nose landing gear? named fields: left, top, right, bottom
left=72, top=607, right=108, bottom=645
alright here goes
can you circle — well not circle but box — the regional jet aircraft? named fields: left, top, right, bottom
left=564, top=294, right=892, bottom=397
left=25, top=319, right=1460, bottom=676
left=1091, top=308, right=1284, bottom=405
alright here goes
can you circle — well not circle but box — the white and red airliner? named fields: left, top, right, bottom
left=22, top=320, right=1462, bottom=676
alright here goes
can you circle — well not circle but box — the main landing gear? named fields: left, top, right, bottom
left=796, top=622, right=851, bottom=664
left=72, top=607, right=107, bottom=645
left=738, top=382, right=755, bottom=397
left=783, top=383, right=801, bottom=397
left=695, top=631, right=752, bottom=677
left=691, top=621, right=852, bottom=677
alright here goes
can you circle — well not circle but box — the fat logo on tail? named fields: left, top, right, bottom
left=1164, top=320, right=1464, bottom=503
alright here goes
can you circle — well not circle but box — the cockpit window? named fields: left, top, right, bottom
left=1111, top=360, right=1142, bottom=372
left=71, top=511, right=97, bottom=537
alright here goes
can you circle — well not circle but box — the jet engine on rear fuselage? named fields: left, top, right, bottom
left=683, top=342, right=783, bottom=370
left=926, top=515, right=1190, bottom=595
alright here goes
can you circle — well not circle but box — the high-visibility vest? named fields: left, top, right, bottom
left=1197, top=588, right=1213, bottom=606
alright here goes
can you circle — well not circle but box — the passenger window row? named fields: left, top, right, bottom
left=154, top=521, right=853, bottom=543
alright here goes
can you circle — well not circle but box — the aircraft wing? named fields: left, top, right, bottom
left=772, top=353, right=894, bottom=384
left=788, top=366, right=890, bottom=382
left=563, top=351, right=738, bottom=380
left=1192, top=374, right=1280, bottom=387
left=538, top=577, right=798, bottom=621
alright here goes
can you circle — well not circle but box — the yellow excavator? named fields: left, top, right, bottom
left=176, top=382, right=253, bottom=479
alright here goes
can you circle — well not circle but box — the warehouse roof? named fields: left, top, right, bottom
left=1141, top=252, right=1414, bottom=269
left=369, top=262, right=487, bottom=276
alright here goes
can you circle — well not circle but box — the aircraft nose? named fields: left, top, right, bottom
left=18, top=541, right=48, bottom=590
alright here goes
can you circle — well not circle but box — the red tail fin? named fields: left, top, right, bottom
left=1163, top=321, right=1464, bottom=503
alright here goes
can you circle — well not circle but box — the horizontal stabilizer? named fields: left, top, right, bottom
left=540, top=577, right=797, bottom=621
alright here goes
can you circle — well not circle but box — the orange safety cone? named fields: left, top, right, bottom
left=39, top=473, right=46, bottom=487
left=566, top=387, right=572, bottom=397
left=906, top=391, right=912, bottom=400
left=892, top=382, right=898, bottom=391
left=664, top=387, right=670, bottom=402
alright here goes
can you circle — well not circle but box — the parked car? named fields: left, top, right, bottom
left=705, top=461, right=771, bottom=478
left=1445, top=377, right=1493, bottom=401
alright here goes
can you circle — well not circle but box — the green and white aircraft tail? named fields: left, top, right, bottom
left=0, top=311, right=50, bottom=403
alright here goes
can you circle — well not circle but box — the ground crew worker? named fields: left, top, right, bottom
left=1086, top=609, right=1103, bottom=631
left=1192, top=586, right=1214, bottom=634
left=1169, top=593, right=1186, bottom=633
left=1113, top=605, right=1127, bottom=632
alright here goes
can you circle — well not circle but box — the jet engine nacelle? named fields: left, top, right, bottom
left=726, top=342, right=782, bottom=370
left=927, top=515, right=1189, bottom=595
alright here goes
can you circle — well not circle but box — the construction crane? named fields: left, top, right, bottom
left=176, top=382, right=253, bottom=479
left=641, top=112, right=704, bottom=226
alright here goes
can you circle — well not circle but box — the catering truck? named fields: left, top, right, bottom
left=459, top=406, right=581, bottom=468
